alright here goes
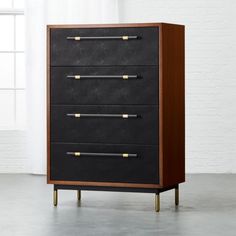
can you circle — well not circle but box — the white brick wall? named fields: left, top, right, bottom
left=0, top=0, right=235, bottom=173
left=119, top=0, right=236, bottom=173
left=0, top=131, right=28, bottom=173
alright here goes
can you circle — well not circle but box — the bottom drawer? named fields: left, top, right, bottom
left=50, top=143, right=159, bottom=184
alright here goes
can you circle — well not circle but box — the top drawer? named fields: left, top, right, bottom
left=50, top=27, right=159, bottom=66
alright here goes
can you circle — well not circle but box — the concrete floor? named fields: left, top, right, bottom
left=0, top=174, right=235, bottom=236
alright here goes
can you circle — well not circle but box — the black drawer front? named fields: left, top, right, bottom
left=51, top=105, right=158, bottom=145
left=51, top=66, right=158, bottom=105
left=50, top=143, right=159, bottom=184
left=50, top=27, right=158, bottom=66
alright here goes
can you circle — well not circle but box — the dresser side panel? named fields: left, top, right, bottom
left=160, top=24, right=185, bottom=187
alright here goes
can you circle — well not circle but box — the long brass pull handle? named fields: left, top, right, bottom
left=66, top=152, right=138, bottom=158
left=67, top=75, right=139, bottom=80
left=66, top=36, right=140, bottom=41
left=67, top=113, right=139, bottom=118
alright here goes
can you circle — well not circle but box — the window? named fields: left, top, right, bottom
left=0, top=0, right=25, bottom=130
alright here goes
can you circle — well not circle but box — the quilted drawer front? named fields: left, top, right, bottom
left=50, top=143, right=159, bottom=184
left=50, top=66, right=158, bottom=105
left=50, top=105, right=158, bottom=145
left=50, top=27, right=158, bottom=66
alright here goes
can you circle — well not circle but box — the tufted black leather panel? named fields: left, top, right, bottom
left=51, top=66, right=158, bottom=105
left=50, top=143, right=159, bottom=184
left=50, top=27, right=158, bottom=66
left=50, top=105, right=158, bottom=145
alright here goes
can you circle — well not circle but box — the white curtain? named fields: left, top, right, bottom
left=26, top=0, right=119, bottom=174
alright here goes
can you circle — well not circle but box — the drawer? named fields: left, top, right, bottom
left=50, top=143, right=159, bottom=184
left=50, top=27, right=158, bottom=66
left=51, top=105, right=158, bottom=145
left=50, top=66, right=158, bottom=105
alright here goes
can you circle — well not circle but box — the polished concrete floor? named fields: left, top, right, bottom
left=0, top=174, right=235, bottom=236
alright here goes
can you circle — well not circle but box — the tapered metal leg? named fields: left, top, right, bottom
left=77, top=190, right=81, bottom=201
left=53, top=189, right=58, bottom=206
left=155, top=193, right=160, bottom=212
left=175, top=185, right=179, bottom=206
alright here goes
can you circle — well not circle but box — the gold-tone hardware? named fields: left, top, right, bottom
left=77, top=190, right=81, bottom=201
left=122, top=36, right=129, bottom=40
left=122, top=75, right=129, bottom=80
left=175, top=187, right=179, bottom=206
left=122, top=114, right=129, bottom=118
left=74, top=36, right=81, bottom=40
left=74, top=75, right=81, bottom=79
left=75, top=114, right=81, bottom=118
left=122, top=153, right=129, bottom=158
left=74, top=152, right=81, bottom=157
left=155, top=193, right=160, bottom=212
left=53, top=190, right=58, bottom=206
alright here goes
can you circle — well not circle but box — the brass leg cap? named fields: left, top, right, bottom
left=53, top=190, right=58, bottom=206
left=155, top=193, right=160, bottom=212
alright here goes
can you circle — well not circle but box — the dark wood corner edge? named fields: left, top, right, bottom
left=46, top=25, right=51, bottom=183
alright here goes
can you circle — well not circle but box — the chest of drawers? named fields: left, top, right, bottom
left=47, top=23, right=185, bottom=212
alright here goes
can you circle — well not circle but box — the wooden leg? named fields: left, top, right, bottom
left=53, top=189, right=58, bottom=206
left=155, top=193, right=160, bottom=212
left=175, top=185, right=179, bottom=206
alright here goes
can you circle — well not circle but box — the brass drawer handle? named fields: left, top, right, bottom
left=66, top=113, right=139, bottom=119
left=66, top=36, right=140, bottom=41
left=67, top=75, right=139, bottom=80
left=66, top=152, right=138, bottom=158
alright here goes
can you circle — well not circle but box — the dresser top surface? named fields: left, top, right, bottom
left=47, top=22, right=184, bottom=29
